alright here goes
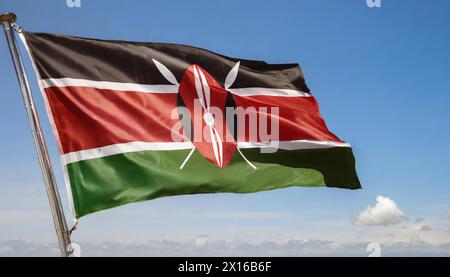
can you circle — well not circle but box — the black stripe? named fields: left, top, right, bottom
left=24, top=32, right=310, bottom=92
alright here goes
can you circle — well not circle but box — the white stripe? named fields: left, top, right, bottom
left=61, top=140, right=350, bottom=165
left=237, top=140, right=350, bottom=150
left=228, top=87, right=311, bottom=97
left=40, top=78, right=310, bottom=97
left=62, top=141, right=194, bottom=164
left=40, top=78, right=179, bottom=94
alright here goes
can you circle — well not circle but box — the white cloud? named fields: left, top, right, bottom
left=447, top=209, right=450, bottom=218
left=355, top=196, right=407, bottom=226
left=194, top=235, right=209, bottom=248
left=419, top=225, right=432, bottom=232
left=2, top=238, right=450, bottom=257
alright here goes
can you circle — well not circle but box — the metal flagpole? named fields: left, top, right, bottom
left=0, top=12, right=73, bottom=257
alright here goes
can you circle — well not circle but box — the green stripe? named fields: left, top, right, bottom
left=67, top=147, right=360, bottom=218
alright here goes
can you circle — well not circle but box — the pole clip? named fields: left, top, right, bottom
left=69, top=221, right=79, bottom=235
left=11, top=22, right=23, bottom=33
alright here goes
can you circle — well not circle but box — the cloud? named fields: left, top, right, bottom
left=354, top=196, right=407, bottom=226
left=419, top=225, right=432, bottom=232
left=2, top=238, right=450, bottom=257
left=448, top=209, right=450, bottom=218
left=194, top=235, right=209, bottom=248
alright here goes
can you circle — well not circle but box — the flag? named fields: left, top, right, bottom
left=21, top=32, right=360, bottom=219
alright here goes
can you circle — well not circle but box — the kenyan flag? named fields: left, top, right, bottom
left=21, top=32, right=360, bottom=219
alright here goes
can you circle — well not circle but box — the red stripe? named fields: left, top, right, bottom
left=45, top=86, right=186, bottom=154
left=232, top=95, right=342, bottom=143
left=45, top=86, right=343, bottom=154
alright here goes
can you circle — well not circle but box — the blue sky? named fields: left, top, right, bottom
left=0, top=0, right=449, bottom=256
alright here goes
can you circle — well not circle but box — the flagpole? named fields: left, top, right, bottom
left=0, top=13, right=73, bottom=257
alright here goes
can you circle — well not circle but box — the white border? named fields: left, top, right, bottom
left=61, top=140, right=350, bottom=165
left=41, top=78, right=179, bottom=94
left=228, top=88, right=310, bottom=97
left=41, top=78, right=311, bottom=97
left=62, top=141, right=194, bottom=164
left=237, top=140, right=351, bottom=150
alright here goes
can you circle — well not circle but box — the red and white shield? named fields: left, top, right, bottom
left=153, top=59, right=255, bottom=169
left=178, top=64, right=237, bottom=168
